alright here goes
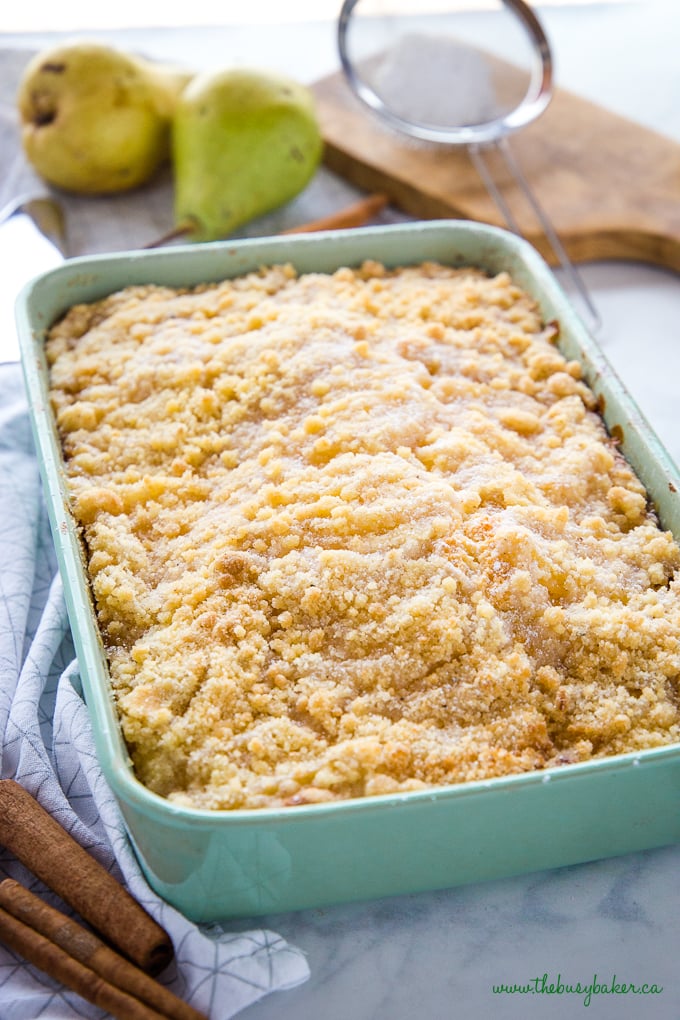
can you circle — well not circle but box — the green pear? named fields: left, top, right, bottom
left=17, top=41, right=192, bottom=194
left=172, top=68, right=323, bottom=241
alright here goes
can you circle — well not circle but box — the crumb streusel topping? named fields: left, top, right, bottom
left=47, top=261, right=680, bottom=809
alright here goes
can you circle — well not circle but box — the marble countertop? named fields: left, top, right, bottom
left=3, top=3, right=679, bottom=1018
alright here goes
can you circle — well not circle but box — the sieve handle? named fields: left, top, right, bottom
left=469, top=140, right=601, bottom=333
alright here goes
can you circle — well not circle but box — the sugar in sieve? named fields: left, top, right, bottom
left=337, top=0, right=600, bottom=329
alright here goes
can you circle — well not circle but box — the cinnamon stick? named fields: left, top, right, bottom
left=0, top=880, right=206, bottom=1020
left=146, top=193, right=389, bottom=248
left=280, top=193, right=388, bottom=234
left=0, top=904, right=167, bottom=1020
left=0, top=780, right=172, bottom=974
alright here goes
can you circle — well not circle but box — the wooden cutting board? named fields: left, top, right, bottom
left=311, top=68, right=680, bottom=272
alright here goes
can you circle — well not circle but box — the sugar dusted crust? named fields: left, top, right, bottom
left=47, top=261, right=680, bottom=809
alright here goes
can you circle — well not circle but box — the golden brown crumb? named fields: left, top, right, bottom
left=47, top=262, right=680, bottom=809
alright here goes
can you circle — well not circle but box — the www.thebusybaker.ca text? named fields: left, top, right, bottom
left=492, top=972, right=663, bottom=1008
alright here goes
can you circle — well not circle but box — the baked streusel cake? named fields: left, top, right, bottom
left=46, top=261, right=680, bottom=810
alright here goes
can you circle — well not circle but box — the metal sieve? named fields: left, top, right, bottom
left=337, top=0, right=599, bottom=328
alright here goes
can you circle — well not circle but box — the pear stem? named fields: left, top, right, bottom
left=143, top=220, right=196, bottom=248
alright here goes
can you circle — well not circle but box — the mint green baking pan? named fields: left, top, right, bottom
left=16, top=221, right=680, bottom=921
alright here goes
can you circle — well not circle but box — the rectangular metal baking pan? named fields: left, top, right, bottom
left=16, top=221, right=680, bottom=921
